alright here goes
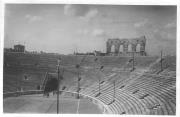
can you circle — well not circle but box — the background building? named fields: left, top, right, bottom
left=14, top=44, right=25, bottom=52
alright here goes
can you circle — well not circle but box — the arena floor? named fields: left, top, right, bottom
left=3, top=94, right=102, bottom=114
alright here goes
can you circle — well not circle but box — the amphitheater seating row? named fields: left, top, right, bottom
left=76, top=69, right=175, bottom=115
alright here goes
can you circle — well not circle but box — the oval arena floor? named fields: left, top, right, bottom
left=3, top=94, right=102, bottom=114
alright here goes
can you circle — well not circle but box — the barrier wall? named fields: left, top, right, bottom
left=3, top=90, right=44, bottom=98
left=3, top=90, right=110, bottom=114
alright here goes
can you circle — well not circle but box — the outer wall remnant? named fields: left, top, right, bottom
left=106, top=36, right=146, bottom=56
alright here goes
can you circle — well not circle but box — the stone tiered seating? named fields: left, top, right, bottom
left=81, top=82, right=147, bottom=114
left=124, top=73, right=176, bottom=114
left=78, top=62, right=175, bottom=115
left=3, top=52, right=176, bottom=115
left=79, top=71, right=148, bottom=114
left=147, top=55, right=176, bottom=75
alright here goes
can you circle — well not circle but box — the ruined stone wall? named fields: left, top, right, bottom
left=106, top=36, right=146, bottom=56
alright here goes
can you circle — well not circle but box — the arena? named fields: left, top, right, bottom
left=3, top=52, right=176, bottom=114
left=3, top=3, right=177, bottom=115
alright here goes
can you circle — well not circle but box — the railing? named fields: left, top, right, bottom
left=3, top=90, right=44, bottom=98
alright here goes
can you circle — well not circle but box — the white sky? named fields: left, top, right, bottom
left=4, top=4, right=177, bottom=55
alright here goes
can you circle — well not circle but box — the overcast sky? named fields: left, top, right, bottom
left=4, top=4, right=176, bottom=55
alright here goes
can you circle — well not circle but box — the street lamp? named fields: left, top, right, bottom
left=76, top=64, right=81, bottom=99
left=107, top=80, right=116, bottom=105
left=132, top=52, right=135, bottom=71
left=113, top=80, right=116, bottom=102
left=160, top=50, right=164, bottom=72
left=57, top=58, right=61, bottom=114
left=96, top=65, right=104, bottom=97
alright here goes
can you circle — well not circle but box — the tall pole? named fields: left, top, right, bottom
left=160, top=50, right=163, bottom=72
left=132, top=52, right=135, bottom=71
left=16, top=73, right=18, bottom=92
left=113, top=81, right=115, bottom=101
left=57, top=59, right=60, bottom=114
left=77, top=70, right=80, bottom=99
left=16, top=72, right=19, bottom=97
left=98, top=78, right=101, bottom=94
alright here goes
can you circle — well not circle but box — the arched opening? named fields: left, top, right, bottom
left=111, top=45, right=115, bottom=53
left=119, top=45, right=124, bottom=52
left=44, top=77, right=58, bottom=93
left=128, top=44, right=132, bottom=52
left=136, top=44, right=141, bottom=52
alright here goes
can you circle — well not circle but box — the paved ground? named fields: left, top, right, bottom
left=3, top=94, right=102, bottom=114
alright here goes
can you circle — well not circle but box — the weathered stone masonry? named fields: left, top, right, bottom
left=106, top=36, right=146, bottom=56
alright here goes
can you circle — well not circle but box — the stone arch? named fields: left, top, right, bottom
left=128, top=44, right=132, bottom=52
left=123, top=41, right=129, bottom=52
left=106, top=39, right=120, bottom=54
left=132, top=44, right=136, bottom=52
left=111, top=45, right=115, bottom=53
left=106, top=40, right=112, bottom=53
left=136, top=43, right=141, bottom=52
left=106, top=36, right=146, bottom=56
left=119, top=44, right=124, bottom=52
left=140, top=43, right=145, bottom=51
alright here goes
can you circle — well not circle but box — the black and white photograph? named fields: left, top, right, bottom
left=1, top=0, right=179, bottom=116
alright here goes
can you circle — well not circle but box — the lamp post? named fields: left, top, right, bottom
left=57, top=58, right=61, bottom=114
left=132, top=52, right=135, bottom=71
left=76, top=64, right=80, bottom=99
left=108, top=80, right=116, bottom=105
left=160, top=50, right=163, bottom=72
left=98, top=66, right=104, bottom=95
left=94, top=58, right=101, bottom=95
left=113, top=80, right=116, bottom=102
left=98, top=78, right=101, bottom=95
left=75, top=55, right=87, bottom=99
